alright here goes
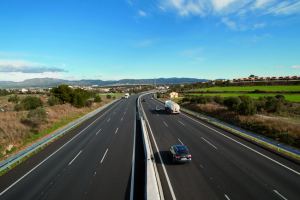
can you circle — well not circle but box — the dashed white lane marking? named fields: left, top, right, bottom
left=107, top=118, right=110, bottom=122
left=115, top=128, right=119, bottom=134
left=182, top=113, right=300, bottom=176
left=93, top=171, right=97, bottom=176
left=224, top=194, right=231, bottom=200
left=100, top=149, right=109, bottom=164
left=121, top=117, right=123, bottom=121
left=178, top=138, right=184, bottom=145
left=68, top=150, right=82, bottom=166
left=201, top=137, right=218, bottom=150
left=273, top=190, right=288, bottom=200
left=163, top=121, right=168, bottom=127
left=178, top=120, right=185, bottom=126
left=95, top=129, right=102, bottom=135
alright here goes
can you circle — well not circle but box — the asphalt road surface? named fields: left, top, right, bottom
left=0, top=95, right=137, bottom=200
left=141, top=94, right=300, bottom=200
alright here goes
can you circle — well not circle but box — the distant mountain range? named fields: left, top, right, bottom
left=0, top=77, right=209, bottom=88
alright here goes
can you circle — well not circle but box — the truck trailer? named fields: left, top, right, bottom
left=165, top=100, right=180, bottom=114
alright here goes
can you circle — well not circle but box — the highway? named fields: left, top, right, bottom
left=141, top=94, right=300, bottom=200
left=0, top=95, right=137, bottom=200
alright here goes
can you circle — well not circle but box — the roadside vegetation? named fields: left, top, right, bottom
left=160, top=83, right=300, bottom=149
left=0, top=85, right=118, bottom=161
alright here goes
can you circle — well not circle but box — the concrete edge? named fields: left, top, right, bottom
left=154, top=97, right=300, bottom=163
left=138, top=93, right=163, bottom=200
left=0, top=99, right=120, bottom=173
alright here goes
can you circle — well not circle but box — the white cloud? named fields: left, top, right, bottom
left=0, top=60, right=66, bottom=73
left=211, top=0, right=238, bottom=11
left=267, top=1, right=300, bottom=15
left=160, top=0, right=300, bottom=16
left=138, top=10, right=147, bottom=17
left=291, top=65, right=300, bottom=69
left=221, top=17, right=237, bottom=30
left=161, top=0, right=206, bottom=16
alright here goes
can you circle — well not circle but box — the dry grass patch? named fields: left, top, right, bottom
left=0, top=97, right=113, bottom=160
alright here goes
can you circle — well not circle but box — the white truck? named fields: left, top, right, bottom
left=165, top=100, right=180, bottom=114
left=124, top=93, right=130, bottom=99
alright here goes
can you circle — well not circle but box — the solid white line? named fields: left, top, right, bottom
left=100, top=149, right=109, bottom=164
left=130, top=107, right=137, bottom=200
left=201, top=137, right=218, bottom=150
left=178, top=138, right=184, bottom=145
left=273, top=190, right=288, bottom=200
left=182, top=113, right=300, bottom=176
left=178, top=120, right=185, bottom=126
left=107, top=118, right=111, bottom=122
left=163, top=121, right=168, bottom=127
left=95, top=129, right=102, bottom=135
left=141, top=96, right=176, bottom=200
left=115, top=128, right=119, bottom=134
left=0, top=100, right=120, bottom=196
left=224, top=194, right=231, bottom=200
left=68, top=150, right=82, bottom=166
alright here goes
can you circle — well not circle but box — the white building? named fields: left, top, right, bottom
left=169, top=92, right=179, bottom=99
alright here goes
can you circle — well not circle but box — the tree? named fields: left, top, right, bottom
left=224, top=97, right=241, bottom=111
left=47, top=96, right=61, bottom=106
left=25, top=107, right=47, bottom=128
left=8, top=95, right=20, bottom=103
left=71, top=93, right=85, bottom=108
left=94, top=95, right=102, bottom=102
left=237, top=96, right=257, bottom=115
left=19, top=96, right=43, bottom=110
left=51, top=85, right=73, bottom=103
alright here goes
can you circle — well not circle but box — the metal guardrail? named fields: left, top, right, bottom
left=0, top=99, right=119, bottom=173
left=138, top=93, right=163, bottom=200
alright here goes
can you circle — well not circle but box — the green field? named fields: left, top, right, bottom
left=188, top=93, right=300, bottom=102
left=98, top=93, right=123, bottom=98
left=191, top=85, right=300, bottom=92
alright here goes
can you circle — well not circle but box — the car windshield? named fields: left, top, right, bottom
left=176, top=146, right=189, bottom=155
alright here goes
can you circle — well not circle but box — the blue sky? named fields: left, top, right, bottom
left=0, top=0, right=299, bottom=81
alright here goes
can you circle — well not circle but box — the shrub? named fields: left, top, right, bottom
left=20, top=96, right=43, bottom=110
left=47, top=96, right=61, bottom=106
left=22, top=107, right=47, bottom=128
left=237, top=96, right=257, bottom=115
left=71, top=93, right=85, bottom=108
left=85, top=99, right=93, bottom=107
left=224, top=97, right=241, bottom=111
left=8, top=95, right=20, bottom=103
left=264, top=96, right=285, bottom=113
left=106, top=94, right=112, bottom=99
left=94, top=95, right=102, bottom=102
left=51, top=85, right=73, bottom=103
left=213, top=96, right=224, bottom=104
left=14, top=103, right=24, bottom=111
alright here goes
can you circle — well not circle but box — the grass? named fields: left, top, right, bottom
left=98, top=93, right=123, bottom=98
left=190, top=85, right=300, bottom=92
left=22, top=114, right=82, bottom=146
left=188, top=93, right=300, bottom=102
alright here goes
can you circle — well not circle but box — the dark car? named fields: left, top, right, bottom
left=170, top=145, right=192, bottom=163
